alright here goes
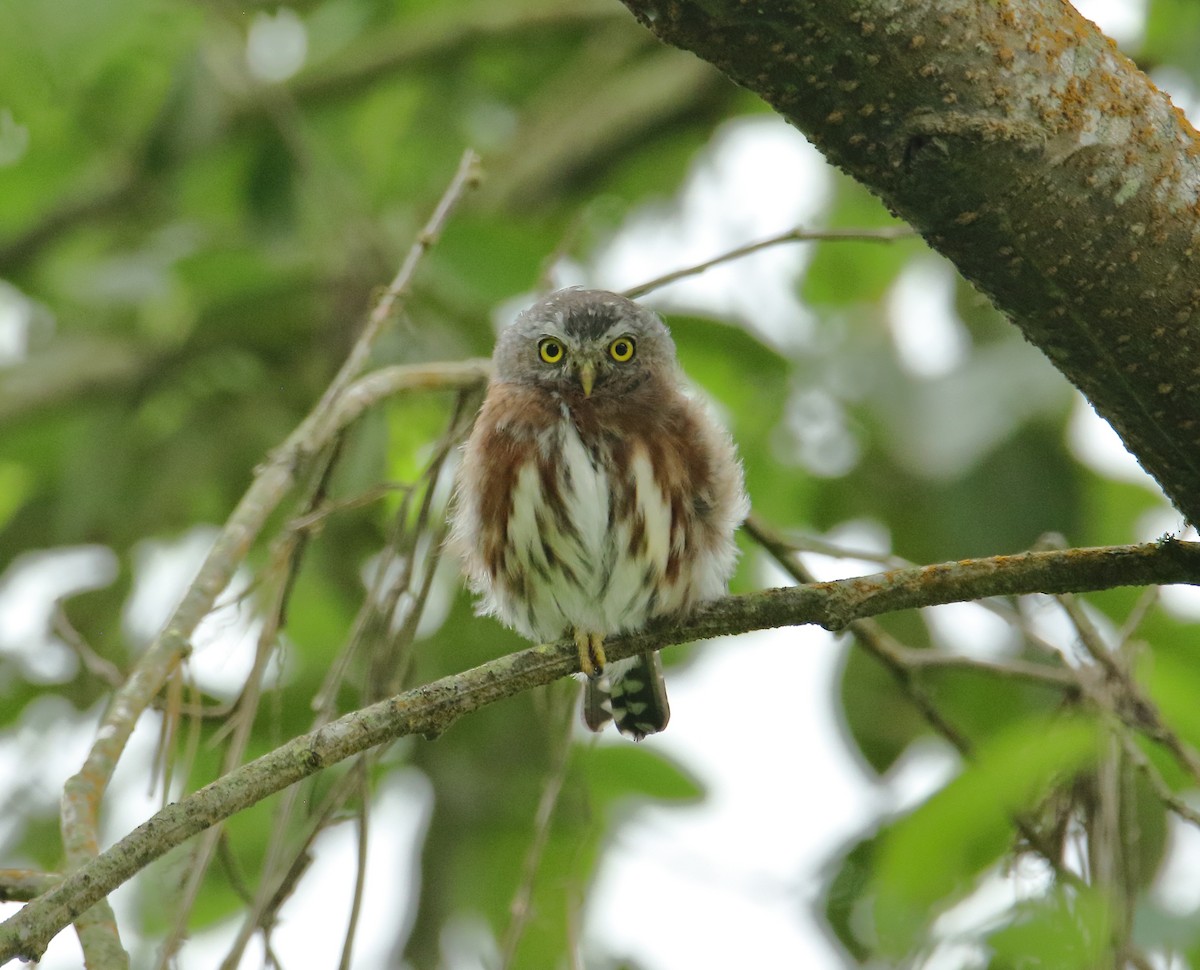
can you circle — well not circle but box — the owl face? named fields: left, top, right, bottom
left=493, top=288, right=677, bottom=400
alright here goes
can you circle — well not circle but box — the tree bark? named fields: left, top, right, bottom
left=617, top=0, right=1200, bottom=523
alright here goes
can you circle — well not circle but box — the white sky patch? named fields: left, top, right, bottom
left=246, top=7, right=308, bottom=83
left=1152, top=67, right=1200, bottom=125
left=0, top=697, right=98, bottom=848
left=791, top=519, right=895, bottom=582
left=1073, top=0, right=1147, bottom=47
left=0, top=546, right=118, bottom=682
left=887, top=258, right=970, bottom=379
left=1155, top=810, right=1200, bottom=914
left=1066, top=394, right=1165, bottom=493
left=0, top=281, right=36, bottom=366
left=884, top=738, right=962, bottom=815
left=1159, top=584, right=1200, bottom=621
left=582, top=116, right=829, bottom=351
left=585, top=627, right=873, bottom=968
left=779, top=386, right=862, bottom=478
left=123, top=526, right=266, bottom=699
left=923, top=601, right=1020, bottom=660
left=0, top=695, right=158, bottom=970
left=248, top=769, right=429, bottom=969
left=1018, top=594, right=1082, bottom=665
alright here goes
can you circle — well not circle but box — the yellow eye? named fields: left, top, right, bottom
left=538, top=337, right=564, bottom=364
left=609, top=336, right=636, bottom=362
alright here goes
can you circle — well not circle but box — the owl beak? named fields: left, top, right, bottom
left=578, top=361, right=596, bottom=397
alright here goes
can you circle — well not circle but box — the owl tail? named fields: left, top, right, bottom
left=582, top=652, right=670, bottom=740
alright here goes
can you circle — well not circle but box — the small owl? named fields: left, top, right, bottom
left=450, top=288, right=748, bottom=739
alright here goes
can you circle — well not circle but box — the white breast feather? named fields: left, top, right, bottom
left=556, top=419, right=611, bottom=595
left=487, top=412, right=742, bottom=643
left=600, top=447, right=672, bottom=619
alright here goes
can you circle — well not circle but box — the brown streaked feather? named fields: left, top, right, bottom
left=462, top=384, right=557, bottom=579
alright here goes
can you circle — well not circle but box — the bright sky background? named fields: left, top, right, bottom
left=2, top=1, right=1191, bottom=968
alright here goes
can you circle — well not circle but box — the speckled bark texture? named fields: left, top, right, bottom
left=620, top=0, right=1200, bottom=522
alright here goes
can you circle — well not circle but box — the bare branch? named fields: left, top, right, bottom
left=622, top=224, right=915, bottom=299
left=6, top=539, right=1200, bottom=961
left=51, top=154, right=483, bottom=968
left=0, top=871, right=58, bottom=904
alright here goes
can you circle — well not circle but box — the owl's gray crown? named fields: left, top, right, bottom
left=517, top=287, right=655, bottom=340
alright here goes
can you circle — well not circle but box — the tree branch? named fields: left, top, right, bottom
left=48, top=152, right=482, bottom=968
left=616, top=0, right=1200, bottom=524
left=622, top=224, right=915, bottom=299
left=5, top=539, right=1200, bottom=962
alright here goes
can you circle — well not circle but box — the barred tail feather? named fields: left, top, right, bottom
left=581, top=652, right=669, bottom=741
left=583, top=676, right=613, bottom=732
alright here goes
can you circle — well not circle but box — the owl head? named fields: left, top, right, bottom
left=493, top=288, right=678, bottom=400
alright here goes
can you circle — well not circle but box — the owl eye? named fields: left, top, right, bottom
left=608, top=336, right=636, bottom=362
left=538, top=337, right=565, bottom=364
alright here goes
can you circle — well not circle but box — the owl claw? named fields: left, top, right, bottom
left=574, top=630, right=606, bottom=679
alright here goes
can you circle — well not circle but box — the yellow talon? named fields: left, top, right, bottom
left=574, top=630, right=606, bottom=679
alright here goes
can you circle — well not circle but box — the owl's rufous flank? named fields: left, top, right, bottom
left=450, top=287, right=748, bottom=739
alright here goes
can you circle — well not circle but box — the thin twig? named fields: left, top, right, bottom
left=156, top=442, right=344, bottom=969
left=0, top=870, right=59, bottom=903
left=286, top=481, right=411, bottom=533
left=220, top=404, right=464, bottom=963
left=375, top=391, right=475, bottom=699
left=51, top=603, right=124, bottom=689
left=219, top=763, right=364, bottom=969
left=499, top=700, right=576, bottom=969
left=746, top=515, right=1068, bottom=662
left=743, top=517, right=1090, bottom=885
left=53, top=153, right=482, bottom=970
left=337, top=764, right=371, bottom=970
left=622, top=224, right=915, bottom=299
left=1119, top=732, right=1200, bottom=828
left=318, top=149, right=481, bottom=409
left=1058, top=593, right=1123, bottom=681
left=893, top=650, right=1079, bottom=690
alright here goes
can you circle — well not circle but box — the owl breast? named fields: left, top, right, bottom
left=452, top=381, right=745, bottom=646
left=498, top=411, right=676, bottom=642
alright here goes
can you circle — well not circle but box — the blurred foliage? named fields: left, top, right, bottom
left=2, top=0, right=1200, bottom=968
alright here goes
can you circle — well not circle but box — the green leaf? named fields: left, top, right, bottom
left=870, top=717, right=1101, bottom=957
left=824, top=830, right=883, bottom=961
left=581, top=741, right=705, bottom=804
left=987, top=885, right=1112, bottom=970
left=0, top=462, right=32, bottom=530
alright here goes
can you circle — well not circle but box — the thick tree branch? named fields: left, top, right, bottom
left=4, top=539, right=1200, bottom=963
left=617, top=0, right=1200, bottom=523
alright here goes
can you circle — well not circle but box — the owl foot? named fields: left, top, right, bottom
left=573, top=629, right=606, bottom=679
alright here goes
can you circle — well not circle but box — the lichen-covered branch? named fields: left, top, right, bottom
left=4, top=538, right=1200, bottom=963
left=0, top=872, right=59, bottom=905
left=617, top=0, right=1200, bottom=524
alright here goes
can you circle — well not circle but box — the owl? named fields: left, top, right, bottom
left=450, top=288, right=747, bottom=739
